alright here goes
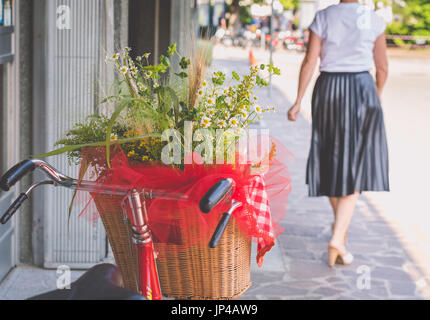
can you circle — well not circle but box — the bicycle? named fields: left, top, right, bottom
left=0, top=159, right=241, bottom=300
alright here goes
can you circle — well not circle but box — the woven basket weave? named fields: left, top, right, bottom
left=93, top=193, right=252, bottom=299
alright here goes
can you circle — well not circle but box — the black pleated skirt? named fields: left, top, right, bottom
left=306, top=71, right=390, bottom=197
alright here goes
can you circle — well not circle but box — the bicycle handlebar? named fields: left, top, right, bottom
left=199, top=178, right=234, bottom=214
left=0, top=160, right=36, bottom=191
left=1, top=159, right=236, bottom=224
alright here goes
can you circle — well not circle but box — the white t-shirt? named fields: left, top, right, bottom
left=309, top=2, right=386, bottom=72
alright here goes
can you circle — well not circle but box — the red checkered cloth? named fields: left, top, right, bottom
left=242, top=175, right=276, bottom=267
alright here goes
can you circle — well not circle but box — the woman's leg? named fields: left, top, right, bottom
left=329, top=191, right=360, bottom=253
left=328, top=197, right=338, bottom=220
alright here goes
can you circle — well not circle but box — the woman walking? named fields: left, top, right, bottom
left=287, top=0, right=390, bottom=266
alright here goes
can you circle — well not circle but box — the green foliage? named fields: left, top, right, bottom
left=388, top=0, right=430, bottom=40
left=46, top=44, right=281, bottom=168
left=278, top=0, right=300, bottom=10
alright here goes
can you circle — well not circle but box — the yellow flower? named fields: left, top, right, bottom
left=120, top=66, right=128, bottom=74
left=202, top=80, right=207, bottom=87
left=241, top=112, right=248, bottom=119
left=112, top=53, right=120, bottom=60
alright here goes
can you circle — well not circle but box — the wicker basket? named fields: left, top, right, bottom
left=93, top=193, right=252, bottom=299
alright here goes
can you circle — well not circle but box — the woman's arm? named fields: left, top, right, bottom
left=287, top=31, right=321, bottom=121
left=373, top=33, right=388, bottom=97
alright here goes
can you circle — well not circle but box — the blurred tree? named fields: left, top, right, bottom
left=278, top=0, right=300, bottom=10
left=387, top=0, right=430, bottom=37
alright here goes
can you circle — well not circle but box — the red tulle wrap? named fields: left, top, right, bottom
left=74, top=137, right=293, bottom=267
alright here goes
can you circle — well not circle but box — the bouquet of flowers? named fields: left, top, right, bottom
left=47, top=44, right=280, bottom=167
left=40, top=43, right=291, bottom=299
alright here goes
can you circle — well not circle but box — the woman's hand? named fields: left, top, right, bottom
left=287, top=102, right=301, bottom=121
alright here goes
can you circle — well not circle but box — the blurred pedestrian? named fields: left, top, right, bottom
left=287, top=0, right=390, bottom=267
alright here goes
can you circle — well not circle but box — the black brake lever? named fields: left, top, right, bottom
left=209, top=200, right=243, bottom=248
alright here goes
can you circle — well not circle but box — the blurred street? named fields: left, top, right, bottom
left=211, top=44, right=430, bottom=299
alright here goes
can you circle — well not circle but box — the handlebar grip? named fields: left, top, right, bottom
left=209, top=212, right=232, bottom=248
left=1, top=193, right=28, bottom=224
left=199, top=178, right=234, bottom=214
left=0, top=160, right=36, bottom=191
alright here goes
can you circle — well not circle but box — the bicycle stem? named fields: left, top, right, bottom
left=127, top=189, right=162, bottom=300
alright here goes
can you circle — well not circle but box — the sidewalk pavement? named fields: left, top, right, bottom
left=212, top=46, right=429, bottom=299
left=1, top=46, right=429, bottom=300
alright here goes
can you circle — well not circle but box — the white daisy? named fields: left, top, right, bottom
left=143, top=53, right=151, bottom=59
left=119, top=66, right=128, bottom=74
left=254, top=105, right=263, bottom=114
left=217, top=119, right=227, bottom=129
left=130, top=66, right=137, bottom=76
left=224, top=111, right=230, bottom=119
left=144, top=71, right=152, bottom=79
left=229, top=117, right=239, bottom=128
left=206, top=97, right=215, bottom=106
left=241, top=112, right=248, bottom=120
left=207, top=108, right=216, bottom=117
left=112, top=53, right=120, bottom=60
left=201, top=116, right=211, bottom=128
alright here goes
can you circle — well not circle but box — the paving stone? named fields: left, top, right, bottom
left=372, top=266, right=412, bottom=282
left=372, top=256, right=407, bottom=267
left=289, top=261, right=336, bottom=279
left=389, top=281, right=418, bottom=296
left=257, top=284, right=309, bottom=296
left=312, top=287, right=345, bottom=297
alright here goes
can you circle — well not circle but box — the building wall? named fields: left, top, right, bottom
left=8, top=0, right=195, bottom=268
left=17, top=0, right=34, bottom=265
